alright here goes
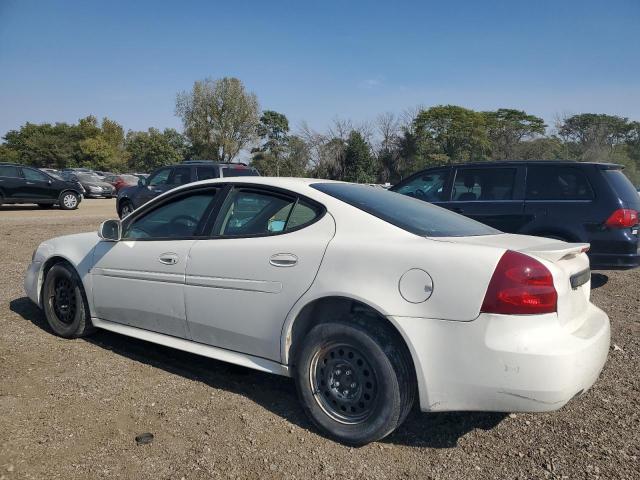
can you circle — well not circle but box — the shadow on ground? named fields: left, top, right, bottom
left=0, top=205, right=44, bottom=211
left=591, top=273, right=609, bottom=289
left=10, top=296, right=505, bottom=448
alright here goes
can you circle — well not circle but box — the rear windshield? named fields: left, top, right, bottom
left=221, top=166, right=260, bottom=177
left=311, top=182, right=500, bottom=237
left=602, top=169, right=640, bottom=208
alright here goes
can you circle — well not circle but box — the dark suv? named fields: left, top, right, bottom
left=0, top=163, right=84, bottom=210
left=116, top=160, right=260, bottom=217
left=391, top=161, right=640, bottom=269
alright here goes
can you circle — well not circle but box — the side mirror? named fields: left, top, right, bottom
left=98, top=219, right=121, bottom=241
left=138, top=178, right=147, bottom=187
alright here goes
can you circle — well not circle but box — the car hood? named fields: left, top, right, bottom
left=82, top=181, right=113, bottom=189
left=118, top=184, right=142, bottom=197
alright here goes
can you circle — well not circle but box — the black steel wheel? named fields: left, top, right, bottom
left=119, top=200, right=134, bottom=218
left=42, top=263, right=95, bottom=338
left=295, top=318, right=415, bottom=445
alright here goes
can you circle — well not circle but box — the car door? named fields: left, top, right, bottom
left=20, top=167, right=56, bottom=201
left=185, top=186, right=335, bottom=361
left=446, top=166, right=526, bottom=232
left=134, top=167, right=173, bottom=208
left=91, top=187, right=220, bottom=338
left=0, top=165, right=25, bottom=200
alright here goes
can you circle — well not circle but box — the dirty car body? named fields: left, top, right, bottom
left=24, top=177, right=610, bottom=444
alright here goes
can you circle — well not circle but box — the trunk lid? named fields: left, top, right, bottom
left=431, top=233, right=591, bottom=329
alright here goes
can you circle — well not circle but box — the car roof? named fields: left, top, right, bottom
left=426, top=160, right=622, bottom=169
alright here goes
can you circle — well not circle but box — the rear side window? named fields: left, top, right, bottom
left=220, top=165, right=259, bottom=177
left=526, top=166, right=594, bottom=200
left=0, top=165, right=21, bottom=178
left=169, top=166, right=192, bottom=185
left=392, top=170, right=449, bottom=201
left=312, top=182, right=499, bottom=237
left=452, top=168, right=516, bottom=201
left=602, top=169, right=640, bottom=207
left=196, top=166, right=219, bottom=181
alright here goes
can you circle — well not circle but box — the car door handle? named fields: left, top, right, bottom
left=158, top=252, right=179, bottom=265
left=269, top=253, right=298, bottom=267
left=25, top=181, right=35, bottom=185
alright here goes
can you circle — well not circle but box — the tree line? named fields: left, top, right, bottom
left=1, top=76, right=639, bottom=185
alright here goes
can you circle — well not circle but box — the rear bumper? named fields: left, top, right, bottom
left=589, top=252, right=640, bottom=270
left=391, top=303, right=610, bottom=413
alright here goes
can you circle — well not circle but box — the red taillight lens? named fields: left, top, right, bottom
left=481, top=250, right=557, bottom=315
left=604, top=209, right=639, bottom=228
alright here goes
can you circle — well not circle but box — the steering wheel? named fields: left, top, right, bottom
left=414, top=188, right=426, bottom=198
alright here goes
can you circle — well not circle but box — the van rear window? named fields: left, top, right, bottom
left=602, top=169, right=640, bottom=208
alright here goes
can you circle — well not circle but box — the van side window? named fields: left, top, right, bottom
left=452, top=168, right=516, bottom=201
left=526, top=166, right=594, bottom=200
left=393, top=170, right=448, bottom=201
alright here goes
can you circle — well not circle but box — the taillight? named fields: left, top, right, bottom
left=604, top=209, right=638, bottom=228
left=481, top=250, right=557, bottom=315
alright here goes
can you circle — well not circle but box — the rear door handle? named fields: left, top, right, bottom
left=269, top=253, right=298, bottom=267
left=158, top=252, right=179, bottom=265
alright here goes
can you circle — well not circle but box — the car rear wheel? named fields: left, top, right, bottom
left=118, top=200, right=134, bottom=218
left=42, top=263, right=95, bottom=338
left=59, top=192, right=79, bottom=210
left=294, top=319, right=415, bottom=445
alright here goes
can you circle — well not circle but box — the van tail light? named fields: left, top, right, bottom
left=481, top=250, right=557, bottom=315
left=604, top=209, right=638, bottom=228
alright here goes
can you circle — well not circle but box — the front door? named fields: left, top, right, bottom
left=92, top=188, right=220, bottom=338
left=445, top=166, right=526, bottom=232
left=20, top=167, right=56, bottom=201
left=185, top=186, right=335, bottom=361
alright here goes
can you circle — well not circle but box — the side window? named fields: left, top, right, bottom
left=22, top=168, right=49, bottom=182
left=0, top=165, right=21, bottom=178
left=526, top=166, right=594, bottom=200
left=123, top=190, right=218, bottom=240
left=394, top=170, right=448, bottom=201
left=196, top=166, right=219, bottom=181
left=286, top=201, right=321, bottom=230
left=452, top=168, right=516, bottom=201
left=216, top=189, right=303, bottom=236
left=148, top=168, right=171, bottom=187
left=169, top=166, right=192, bottom=185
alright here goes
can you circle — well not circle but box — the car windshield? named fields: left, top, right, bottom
left=312, top=182, right=500, bottom=237
left=77, top=173, right=103, bottom=182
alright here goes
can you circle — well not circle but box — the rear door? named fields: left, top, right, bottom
left=184, top=186, right=335, bottom=361
left=446, top=166, right=525, bottom=232
left=0, top=165, right=25, bottom=200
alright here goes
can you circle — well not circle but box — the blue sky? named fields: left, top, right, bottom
left=1, top=0, right=639, bottom=137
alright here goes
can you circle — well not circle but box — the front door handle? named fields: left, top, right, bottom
left=270, top=253, right=298, bottom=267
left=158, top=252, right=179, bottom=265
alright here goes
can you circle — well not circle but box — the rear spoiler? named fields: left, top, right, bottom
left=520, top=242, right=590, bottom=262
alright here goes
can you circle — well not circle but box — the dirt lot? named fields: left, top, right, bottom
left=0, top=199, right=638, bottom=480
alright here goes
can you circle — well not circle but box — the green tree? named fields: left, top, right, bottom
left=483, top=109, right=546, bottom=159
left=125, top=128, right=188, bottom=172
left=558, top=113, right=634, bottom=161
left=251, top=110, right=290, bottom=176
left=512, top=137, right=565, bottom=160
left=343, top=131, right=376, bottom=183
left=412, top=105, right=489, bottom=164
left=175, top=77, right=260, bottom=161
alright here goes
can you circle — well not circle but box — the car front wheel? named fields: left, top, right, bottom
left=42, top=263, right=95, bottom=338
left=294, top=319, right=415, bottom=445
left=59, top=192, right=79, bottom=210
left=118, top=200, right=134, bottom=218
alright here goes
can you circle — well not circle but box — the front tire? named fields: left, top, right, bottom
left=118, top=200, right=134, bottom=218
left=294, top=320, right=415, bottom=445
left=59, top=192, right=79, bottom=210
left=42, top=263, right=95, bottom=338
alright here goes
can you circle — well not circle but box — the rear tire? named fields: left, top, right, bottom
left=42, top=263, right=95, bottom=338
left=294, top=319, right=415, bottom=445
left=59, top=192, right=79, bottom=210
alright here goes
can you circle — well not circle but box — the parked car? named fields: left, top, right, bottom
left=0, top=163, right=83, bottom=209
left=40, top=168, right=60, bottom=176
left=391, top=161, right=640, bottom=270
left=62, top=172, right=115, bottom=198
left=104, top=174, right=139, bottom=193
left=25, top=177, right=609, bottom=445
left=116, top=160, right=259, bottom=217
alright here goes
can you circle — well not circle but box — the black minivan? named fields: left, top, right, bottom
left=0, top=163, right=84, bottom=210
left=391, top=161, right=640, bottom=269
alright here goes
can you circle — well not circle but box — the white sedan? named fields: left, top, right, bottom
left=24, top=177, right=610, bottom=445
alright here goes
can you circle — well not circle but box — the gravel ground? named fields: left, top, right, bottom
left=0, top=200, right=639, bottom=480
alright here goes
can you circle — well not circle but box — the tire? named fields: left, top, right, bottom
left=42, top=263, right=95, bottom=338
left=59, top=191, right=79, bottom=210
left=294, top=319, right=415, bottom=445
left=118, top=200, right=134, bottom=218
